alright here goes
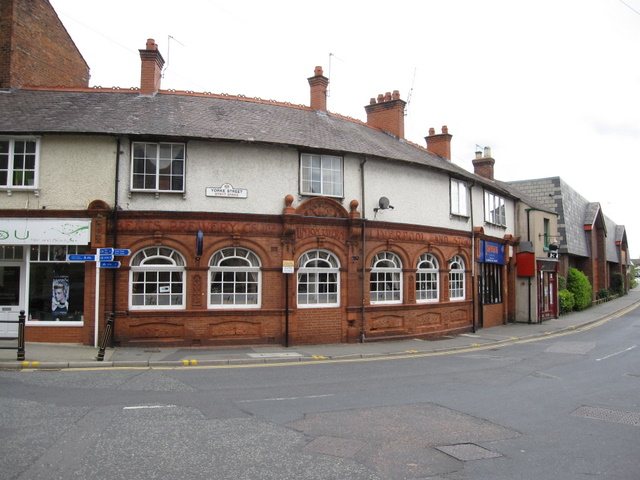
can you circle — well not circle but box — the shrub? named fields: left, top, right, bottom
left=610, top=273, right=625, bottom=296
left=596, top=289, right=611, bottom=300
left=559, top=289, right=575, bottom=314
left=567, top=268, right=592, bottom=310
left=558, top=275, right=566, bottom=291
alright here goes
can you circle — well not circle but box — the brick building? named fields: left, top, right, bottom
left=508, top=177, right=630, bottom=297
left=1, top=0, right=570, bottom=346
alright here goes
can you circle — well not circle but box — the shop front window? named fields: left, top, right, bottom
left=28, top=245, right=86, bottom=322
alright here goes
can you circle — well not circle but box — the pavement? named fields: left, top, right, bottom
left=2, top=287, right=639, bottom=370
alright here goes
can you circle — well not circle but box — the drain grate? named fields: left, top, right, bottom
left=571, top=406, right=640, bottom=426
left=436, top=443, right=502, bottom=461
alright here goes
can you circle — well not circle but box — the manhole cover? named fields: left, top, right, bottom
left=436, top=443, right=502, bottom=461
left=571, top=406, right=640, bottom=426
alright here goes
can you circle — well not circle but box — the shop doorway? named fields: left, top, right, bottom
left=0, top=263, right=24, bottom=338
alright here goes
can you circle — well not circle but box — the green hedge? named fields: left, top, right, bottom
left=559, top=289, right=575, bottom=314
left=567, top=268, right=592, bottom=310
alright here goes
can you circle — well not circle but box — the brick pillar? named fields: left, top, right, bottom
left=139, top=38, right=164, bottom=95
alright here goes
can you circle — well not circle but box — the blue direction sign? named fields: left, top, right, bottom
left=113, top=249, right=131, bottom=256
left=99, top=254, right=114, bottom=261
left=99, top=261, right=121, bottom=268
left=98, top=248, right=114, bottom=255
left=68, top=254, right=96, bottom=261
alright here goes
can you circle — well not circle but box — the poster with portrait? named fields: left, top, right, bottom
left=51, top=276, right=70, bottom=317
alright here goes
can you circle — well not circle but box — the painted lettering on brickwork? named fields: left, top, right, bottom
left=119, top=219, right=278, bottom=235
left=369, top=230, right=471, bottom=246
left=296, top=227, right=346, bottom=241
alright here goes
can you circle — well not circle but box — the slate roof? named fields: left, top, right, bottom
left=508, top=176, right=628, bottom=260
left=0, top=86, right=520, bottom=197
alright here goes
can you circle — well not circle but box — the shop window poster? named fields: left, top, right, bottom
left=51, top=276, right=70, bottom=317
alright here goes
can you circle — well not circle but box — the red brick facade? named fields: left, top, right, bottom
left=73, top=197, right=480, bottom=347
left=0, top=0, right=89, bottom=89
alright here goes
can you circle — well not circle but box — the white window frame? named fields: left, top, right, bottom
left=370, top=251, right=403, bottom=305
left=300, top=153, right=344, bottom=197
left=130, top=142, right=186, bottom=193
left=450, top=178, right=468, bottom=216
left=416, top=253, right=439, bottom=303
left=208, top=247, right=261, bottom=309
left=297, top=249, right=340, bottom=308
left=129, top=247, right=186, bottom=310
left=449, top=255, right=466, bottom=301
left=0, top=137, right=40, bottom=190
left=484, top=190, right=506, bottom=226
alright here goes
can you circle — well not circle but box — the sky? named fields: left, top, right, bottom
left=49, top=0, right=640, bottom=259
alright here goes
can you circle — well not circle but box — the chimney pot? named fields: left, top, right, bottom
left=425, top=126, right=453, bottom=160
left=365, top=90, right=407, bottom=139
left=139, top=38, right=165, bottom=95
left=472, top=146, right=495, bottom=180
left=308, top=66, right=329, bottom=111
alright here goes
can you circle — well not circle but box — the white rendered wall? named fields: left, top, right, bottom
left=360, top=157, right=459, bottom=229
left=2, top=135, right=116, bottom=211
left=120, top=140, right=299, bottom=215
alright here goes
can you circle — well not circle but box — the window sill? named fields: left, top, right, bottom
left=128, top=190, right=187, bottom=199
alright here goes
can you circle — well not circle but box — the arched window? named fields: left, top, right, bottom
left=209, top=247, right=261, bottom=308
left=130, top=246, right=186, bottom=309
left=449, top=255, right=466, bottom=301
left=416, top=253, right=439, bottom=302
left=297, top=250, right=340, bottom=307
left=370, top=251, right=402, bottom=304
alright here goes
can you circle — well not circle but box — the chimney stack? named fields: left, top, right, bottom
left=139, top=38, right=165, bottom=95
left=308, top=66, right=329, bottom=112
left=425, top=126, right=453, bottom=160
left=364, top=90, right=406, bottom=139
left=472, top=146, right=495, bottom=180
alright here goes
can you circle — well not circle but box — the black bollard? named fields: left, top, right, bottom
left=96, top=313, right=114, bottom=361
left=17, top=310, right=25, bottom=361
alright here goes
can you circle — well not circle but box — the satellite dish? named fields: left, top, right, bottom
left=379, top=197, right=390, bottom=209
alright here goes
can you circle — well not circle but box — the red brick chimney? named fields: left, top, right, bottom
left=139, top=38, right=164, bottom=95
left=308, top=66, right=329, bottom=112
left=425, top=126, right=453, bottom=160
left=364, top=90, right=406, bottom=139
left=472, top=146, right=495, bottom=180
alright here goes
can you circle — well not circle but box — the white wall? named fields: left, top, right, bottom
left=3, top=135, right=116, bottom=211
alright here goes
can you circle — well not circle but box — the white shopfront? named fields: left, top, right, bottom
left=0, top=218, right=91, bottom=337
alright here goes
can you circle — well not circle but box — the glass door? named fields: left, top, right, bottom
left=0, top=264, right=23, bottom=338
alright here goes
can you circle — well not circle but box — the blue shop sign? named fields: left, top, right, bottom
left=480, top=241, right=505, bottom=264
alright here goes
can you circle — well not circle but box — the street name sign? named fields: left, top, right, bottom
left=99, top=261, right=121, bottom=268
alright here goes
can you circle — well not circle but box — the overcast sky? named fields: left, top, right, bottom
left=50, top=0, right=640, bottom=259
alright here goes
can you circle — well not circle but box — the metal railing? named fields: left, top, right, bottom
left=0, top=310, right=25, bottom=361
